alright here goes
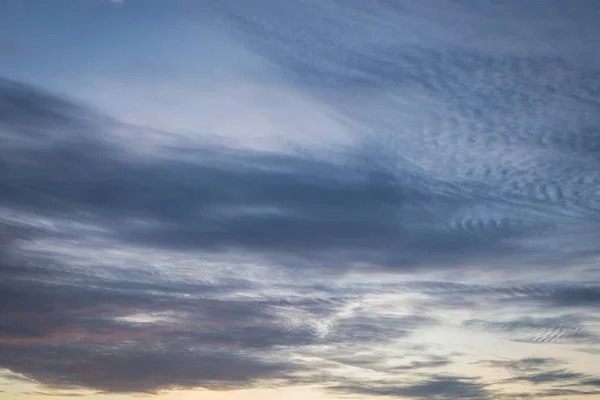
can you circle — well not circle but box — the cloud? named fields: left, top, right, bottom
left=463, top=315, right=599, bottom=344
left=326, top=313, right=437, bottom=344
left=2, top=343, right=291, bottom=393
left=436, top=281, right=600, bottom=310
left=332, top=375, right=490, bottom=399
left=483, top=357, right=561, bottom=373
left=0, top=251, right=310, bottom=392
left=0, top=215, right=432, bottom=393
left=505, top=369, right=584, bottom=385
left=525, top=286, right=600, bottom=309
left=581, top=378, right=600, bottom=387
left=390, top=356, right=453, bottom=371
left=21, top=392, right=89, bottom=397
left=1, top=0, right=600, bottom=396
left=208, top=0, right=600, bottom=274
left=481, top=356, right=600, bottom=398
left=0, top=218, right=319, bottom=392
left=498, top=364, right=600, bottom=397
left=536, top=388, right=600, bottom=397
left=1, top=77, right=600, bottom=275
left=500, top=388, right=600, bottom=399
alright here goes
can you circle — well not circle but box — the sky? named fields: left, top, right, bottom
left=1, top=1, right=600, bottom=399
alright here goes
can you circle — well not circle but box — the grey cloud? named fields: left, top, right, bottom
left=482, top=356, right=600, bottom=398
left=211, top=1, right=600, bottom=271
left=526, top=286, right=600, bottom=309
left=1, top=78, right=600, bottom=273
left=505, top=369, right=584, bottom=385
left=0, top=235, right=318, bottom=392
left=536, top=388, right=600, bottom=397
left=328, top=314, right=437, bottom=344
left=483, top=357, right=561, bottom=373
left=463, top=315, right=599, bottom=344
left=20, top=392, right=91, bottom=397
left=332, top=375, right=489, bottom=399
left=215, top=0, right=600, bottom=166
left=498, top=388, right=600, bottom=399
left=410, top=281, right=600, bottom=314
left=500, top=369, right=600, bottom=397
left=0, top=222, right=430, bottom=393
left=0, top=78, right=91, bottom=135
left=1, top=343, right=291, bottom=393
left=302, top=343, right=456, bottom=380
left=213, top=0, right=600, bottom=85
left=0, top=300, right=302, bottom=392
left=0, top=255, right=322, bottom=352
left=391, top=357, right=453, bottom=371
left=582, top=378, right=600, bottom=387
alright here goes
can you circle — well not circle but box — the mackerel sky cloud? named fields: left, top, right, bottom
left=1, top=1, right=599, bottom=400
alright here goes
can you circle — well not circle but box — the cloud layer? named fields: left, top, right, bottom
left=1, top=1, right=600, bottom=399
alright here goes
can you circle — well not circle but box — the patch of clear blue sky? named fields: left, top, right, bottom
left=0, top=1, right=213, bottom=90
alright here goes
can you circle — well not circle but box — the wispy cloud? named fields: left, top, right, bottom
left=332, top=375, right=490, bottom=399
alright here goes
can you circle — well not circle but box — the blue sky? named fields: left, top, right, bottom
left=1, top=1, right=600, bottom=399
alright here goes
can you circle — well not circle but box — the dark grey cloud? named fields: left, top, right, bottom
left=499, top=366, right=600, bottom=397
left=0, top=218, right=432, bottom=393
left=582, top=378, right=600, bottom=387
left=1, top=77, right=599, bottom=274
left=505, top=369, right=584, bottom=385
left=408, top=280, right=600, bottom=316
left=20, top=393, right=88, bottom=397
left=481, top=356, right=600, bottom=398
left=498, top=388, right=600, bottom=399
left=0, top=272, right=305, bottom=392
left=535, top=388, right=600, bottom=398
left=0, top=223, right=319, bottom=392
left=332, top=375, right=489, bottom=399
left=525, top=286, right=600, bottom=309
left=1, top=342, right=291, bottom=393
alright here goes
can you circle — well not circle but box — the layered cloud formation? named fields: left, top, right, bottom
left=1, top=1, right=600, bottom=399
